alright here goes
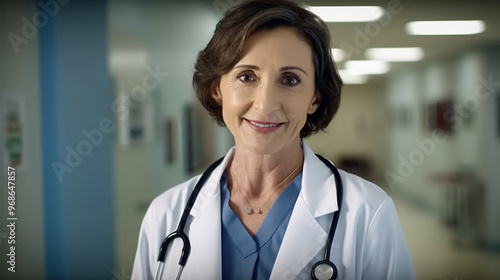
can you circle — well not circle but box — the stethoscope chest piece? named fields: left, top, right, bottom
left=311, top=260, right=337, bottom=280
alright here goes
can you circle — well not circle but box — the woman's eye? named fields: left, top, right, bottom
left=282, top=76, right=299, bottom=87
left=237, top=73, right=255, bottom=83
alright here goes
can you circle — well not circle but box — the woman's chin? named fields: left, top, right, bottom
left=235, top=137, right=300, bottom=156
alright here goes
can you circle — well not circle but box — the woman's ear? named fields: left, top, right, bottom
left=308, top=90, right=321, bottom=114
left=212, top=86, right=223, bottom=106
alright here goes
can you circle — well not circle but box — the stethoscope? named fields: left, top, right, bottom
left=155, top=154, right=343, bottom=280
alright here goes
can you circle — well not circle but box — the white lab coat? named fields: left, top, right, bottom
left=132, top=143, right=416, bottom=280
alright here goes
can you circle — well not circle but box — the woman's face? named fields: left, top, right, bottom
left=214, top=27, right=320, bottom=155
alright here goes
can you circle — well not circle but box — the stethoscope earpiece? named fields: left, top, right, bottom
left=311, top=260, right=337, bottom=280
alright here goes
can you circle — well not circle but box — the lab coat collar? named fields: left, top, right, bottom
left=186, top=143, right=340, bottom=280
left=180, top=148, right=235, bottom=280
left=301, top=143, right=339, bottom=217
left=270, top=143, right=340, bottom=279
left=190, top=143, right=339, bottom=218
left=189, top=147, right=235, bottom=217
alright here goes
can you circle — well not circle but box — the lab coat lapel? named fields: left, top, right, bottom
left=270, top=197, right=328, bottom=280
left=180, top=149, right=235, bottom=280
left=270, top=144, right=339, bottom=280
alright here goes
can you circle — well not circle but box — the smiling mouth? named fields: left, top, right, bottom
left=245, top=119, right=284, bottom=133
left=248, top=120, right=280, bottom=128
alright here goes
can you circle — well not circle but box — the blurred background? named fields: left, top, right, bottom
left=1, top=0, right=499, bottom=279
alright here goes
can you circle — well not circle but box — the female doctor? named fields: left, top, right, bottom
left=132, top=0, right=416, bottom=279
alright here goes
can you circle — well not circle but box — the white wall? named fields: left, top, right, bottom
left=483, top=46, right=500, bottom=248
left=0, top=1, right=45, bottom=279
left=143, top=1, right=228, bottom=194
left=385, top=45, right=500, bottom=248
left=385, top=68, right=433, bottom=206
left=108, top=24, right=155, bottom=272
left=306, top=81, right=388, bottom=184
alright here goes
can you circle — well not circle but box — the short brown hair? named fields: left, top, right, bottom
left=193, top=0, right=342, bottom=138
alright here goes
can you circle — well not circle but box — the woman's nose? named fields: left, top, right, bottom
left=253, top=81, right=280, bottom=114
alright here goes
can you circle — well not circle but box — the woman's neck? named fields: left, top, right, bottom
left=228, top=140, right=304, bottom=198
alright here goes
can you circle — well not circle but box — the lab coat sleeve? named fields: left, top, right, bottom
left=361, top=197, right=416, bottom=280
left=131, top=203, right=157, bottom=280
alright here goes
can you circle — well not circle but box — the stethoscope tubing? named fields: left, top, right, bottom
left=316, top=155, right=343, bottom=262
left=154, top=158, right=224, bottom=280
left=154, top=154, right=342, bottom=280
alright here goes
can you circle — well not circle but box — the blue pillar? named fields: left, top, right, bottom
left=39, top=0, right=115, bottom=279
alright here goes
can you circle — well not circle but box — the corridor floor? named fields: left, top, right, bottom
left=393, top=196, right=500, bottom=280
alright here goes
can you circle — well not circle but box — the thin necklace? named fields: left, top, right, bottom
left=230, top=157, right=303, bottom=215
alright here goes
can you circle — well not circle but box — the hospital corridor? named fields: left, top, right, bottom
left=1, top=0, right=500, bottom=279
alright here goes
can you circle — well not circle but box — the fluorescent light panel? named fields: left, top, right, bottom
left=308, top=6, right=384, bottom=22
left=406, top=20, right=485, bottom=35
left=365, top=47, right=424, bottom=61
left=331, top=48, right=346, bottom=62
left=339, top=70, right=369, bottom=84
left=345, top=60, right=390, bottom=75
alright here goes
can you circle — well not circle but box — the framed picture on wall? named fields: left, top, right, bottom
left=3, top=95, right=25, bottom=170
left=427, top=97, right=454, bottom=134
left=165, top=118, right=176, bottom=164
left=436, top=98, right=454, bottom=134
left=184, top=104, right=204, bottom=173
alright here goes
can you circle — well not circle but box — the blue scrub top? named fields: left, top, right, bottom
left=220, top=171, right=302, bottom=280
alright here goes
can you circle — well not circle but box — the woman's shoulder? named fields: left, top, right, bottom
left=338, top=169, right=391, bottom=209
left=147, top=175, right=202, bottom=215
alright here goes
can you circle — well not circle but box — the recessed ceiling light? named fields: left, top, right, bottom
left=345, top=60, right=390, bottom=75
left=308, top=6, right=384, bottom=22
left=365, top=47, right=424, bottom=61
left=339, top=70, right=369, bottom=84
left=405, top=20, right=485, bottom=35
left=331, top=48, right=346, bottom=62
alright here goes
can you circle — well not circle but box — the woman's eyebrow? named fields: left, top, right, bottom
left=280, top=66, right=308, bottom=76
left=234, top=64, right=259, bottom=70
left=234, top=64, right=308, bottom=76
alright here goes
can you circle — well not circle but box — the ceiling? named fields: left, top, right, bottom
left=301, top=0, right=500, bottom=81
left=109, top=0, right=500, bottom=84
